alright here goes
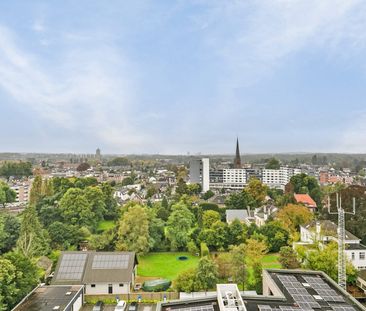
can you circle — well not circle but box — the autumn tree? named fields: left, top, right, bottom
left=245, top=178, right=268, bottom=207
left=276, top=204, right=313, bottom=234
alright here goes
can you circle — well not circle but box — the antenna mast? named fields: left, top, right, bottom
left=327, top=194, right=356, bottom=290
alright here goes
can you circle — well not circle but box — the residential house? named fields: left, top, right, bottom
left=52, top=251, right=137, bottom=295
left=299, top=220, right=366, bottom=270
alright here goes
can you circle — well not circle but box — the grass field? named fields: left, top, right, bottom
left=137, top=252, right=280, bottom=282
left=138, top=252, right=200, bottom=281
left=97, top=220, right=116, bottom=232
left=261, top=253, right=281, bottom=269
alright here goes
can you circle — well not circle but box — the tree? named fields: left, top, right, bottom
left=16, top=205, right=49, bottom=258
left=0, top=181, right=16, bottom=208
left=148, top=216, right=165, bottom=251
left=76, top=162, right=91, bottom=171
left=265, top=158, right=280, bottom=169
left=202, top=210, right=221, bottom=228
left=3, top=252, right=40, bottom=308
left=107, top=157, right=130, bottom=166
left=276, top=204, right=313, bottom=234
left=166, top=203, right=194, bottom=250
left=258, top=222, right=289, bottom=252
left=83, top=186, right=106, bottom=223
left=59, top=188, right=95, bottom=228
left=0, top=161, right=32, bottom=180
left=245, top=178, right=268, bottom=208
left=175, top=178, right=188, bottom=196
left=187, top=183, right=202, bottom=195
left=215, top=253, right=232, bottom=279
left=202, top=190, right=214, bottom=200
left=244, top=238, right=267, bottom=263
left=252, top=261, right=263, bottom=294
left=299, top=241, right=356, bottom=284
left=29, top=175, right=43, bottom=206
left=48, top=222, right=80, bottom=249
left=227, top=219, right=246, bottom=246
left=116, top=205, right=150, bottom=254
left=196, top=257, right=219, bottom=291
left=0, top=213, right=20, bottom=254
left=279, top=246, right=300, bottom=269
left=225, top=191, right=254, bottom=209
left=230, top=244, right=247, bottom=289
left=100, top=182, right=118, bottom=219
left=174, top=268, right=197, bottom=292
left=0, top=258, right=18, bottom=310
left=286, top=174, right=322, bottom=207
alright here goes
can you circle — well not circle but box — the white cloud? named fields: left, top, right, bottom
left=198, top=0, right=366, bottom=86
left=0, top=25, right=149, bottom=152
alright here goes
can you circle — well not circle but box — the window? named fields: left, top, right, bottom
left=91, top=284, right=96, bottom=288
left=119, top=283, right=124, bottom=287
left=352, top=252, right=355, bottom=260
left=360, top=252, right=365, bottom=260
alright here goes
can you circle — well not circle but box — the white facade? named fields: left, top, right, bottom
left=189, top=158, right=210, bottom=192
left=223, top=169, right=247, bottom=189
left=85, top=282, right=130, bottom=295
left=299, top=222, right=366, bottom=270
left=262, top=167, right=301, bottom=189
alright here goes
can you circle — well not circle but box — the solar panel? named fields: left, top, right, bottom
left=258, top=305, right=272, bottom=311
left=57, top=253, right=87, bottom=280
left=331, top=305, right=357, bottom=311
left=297, top=302, right=321, bottom=310
left=92, top=254, right=129, bottom=269
left=174, top=305, right=215, bottom=311
left=279, top=306, right=301, bottom=311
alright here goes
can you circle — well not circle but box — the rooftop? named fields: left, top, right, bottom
left=294, top=194, right=317, bottom=208
left=52, top=251, right=137, bottom=285
left=12, top=285, right=83, bottom=311
left=159, top=270, right=365, bottom=311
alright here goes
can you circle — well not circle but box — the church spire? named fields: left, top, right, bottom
left=234, top=137, right=241, bottom=168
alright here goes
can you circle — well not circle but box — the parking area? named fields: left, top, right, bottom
left=81, top=303, right=156, bottom=311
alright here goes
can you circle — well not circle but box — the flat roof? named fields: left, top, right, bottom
left=12, top=285, right=83, bottom=311
left=159, top=270, right=365, bottom=311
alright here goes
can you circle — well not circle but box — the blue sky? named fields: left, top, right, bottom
left=1, top=1, right=366, bottom=154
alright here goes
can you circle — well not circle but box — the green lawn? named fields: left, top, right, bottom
left=138, top=252, right=200, bottom=281
left=137, top=252, right=280, bottom=282
left=261, top=253, right=281, bottom=269
left=97, top=220, right=116, bottom=232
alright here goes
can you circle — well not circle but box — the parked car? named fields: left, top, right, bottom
left=93, top=301, right=105, bottom=311
left=134, top=283, right=142, bottom=291
left=114, top=300, right=127, bottom=311
left=128, top=302, right=138, bottom=311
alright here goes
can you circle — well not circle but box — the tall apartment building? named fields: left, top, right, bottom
left=189, top=157, right=210, bottom=192
left=262, top=167, right=301, bottom=189
left=222, top=169, right=247, bottom=189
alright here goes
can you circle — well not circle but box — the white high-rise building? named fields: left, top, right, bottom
left=222, top=169, right=247, bottom=189
left=262, top=167, right=301, bottom=189
left=189, top=157, right=210, bottom=192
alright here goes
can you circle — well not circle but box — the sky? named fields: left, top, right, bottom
left=1, top=1, right=366, bottom=154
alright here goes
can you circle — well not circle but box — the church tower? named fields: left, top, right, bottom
left=234, top=138, right=242, bottom=168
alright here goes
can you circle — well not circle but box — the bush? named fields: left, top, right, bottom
left=200, top=242, right=209, bottom=257
left=187, top=241, right=199, bottom=255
